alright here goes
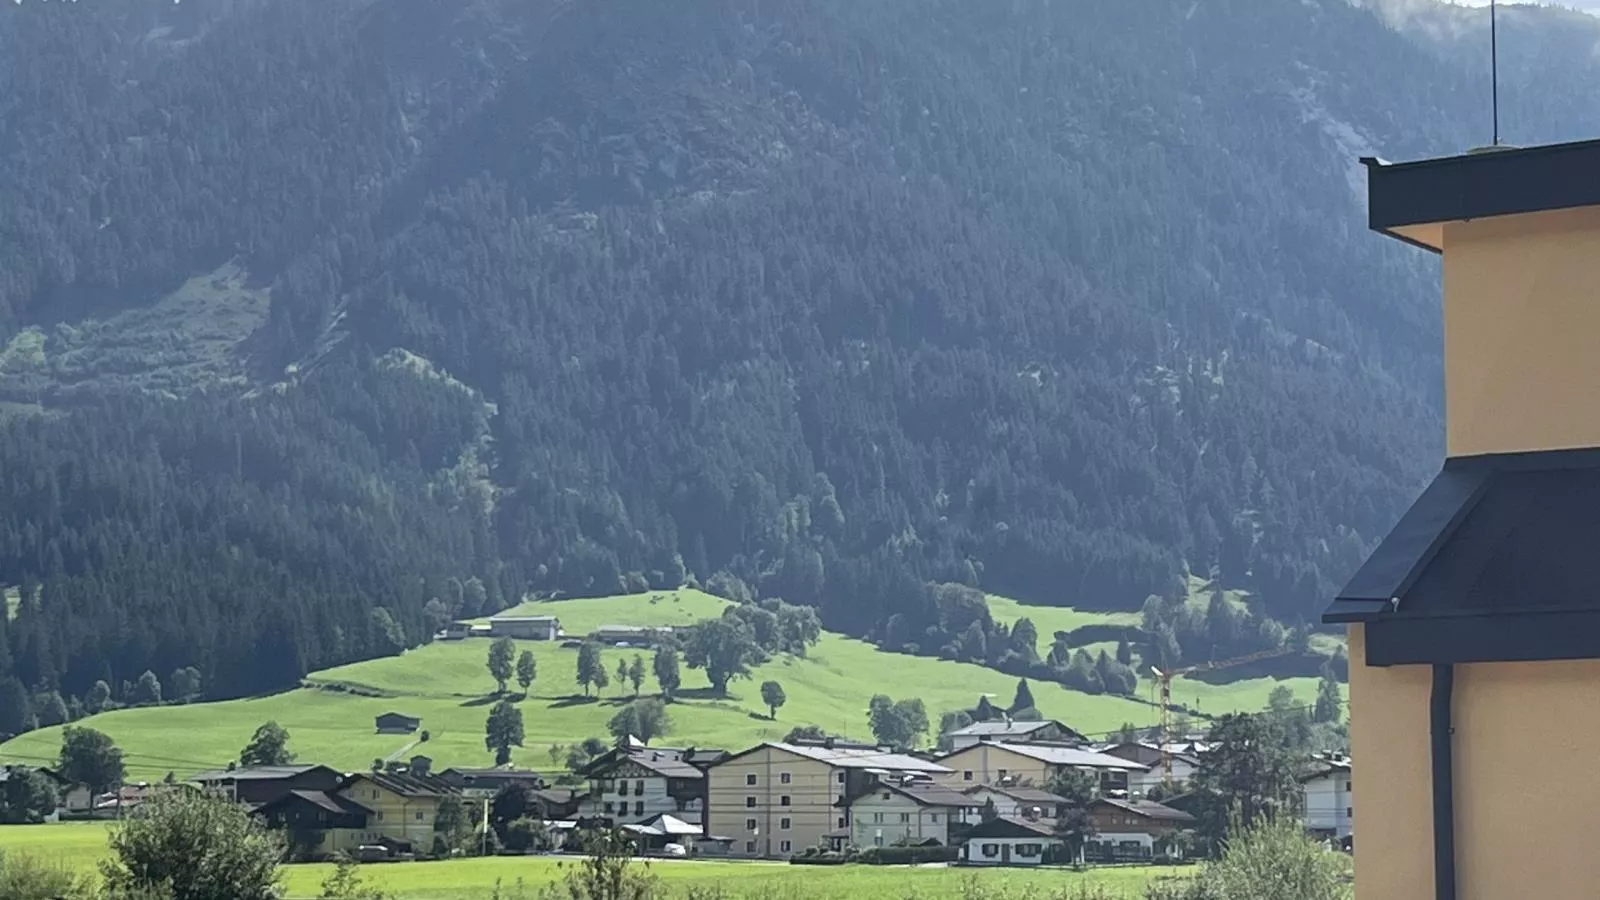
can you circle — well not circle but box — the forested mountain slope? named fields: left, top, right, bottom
left=0, top=0, right=1596, bottom=714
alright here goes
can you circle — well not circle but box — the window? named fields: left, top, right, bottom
left=634, top=780, right=644, bottom=795
left=617, top=782, right=628, bottom=796
left=746, top=773, right=758, bottom=786
left=899, top=813, right=910, bottom=823
left=780, top=840, right=792, bottom=853
left=371, top=790, right=380, bottom=800
left=414, top=811, right=424, bottom=821
left=780, top=817, right=791, bottom=830
left=872, top=813, right=883, bottom=824
left=780, top=772, right=791, bottom=784
left=635, top=801, right=644, bottom=816
left=746, top=796, right=756, bottom=809
left=746, top=818, right=757, bottom=831
left=881, top=792, right=891, bottom=800
left=604, top=802, right=614, bottom=814
left=998, top=769, right=1008, bottom=779
left=873, top=834, right=884, bottom=847
left=1344, top=781, right=1353, bottom=792
left=745, top=841, right=756, bottom=854
left=375, top=811, right=384, bottom=822
left=930, top=813, right=939, bottom=823
left=780, top=795, right=791, bottom=807
left=1347, top=807, right=1353, bottom=817
left=836, top=772, right=846, bottom=784
left=1017, top=843, right=1042, bottom=857
left=981, top=844, right=1000, bottom=857
left=963, top=771, right=973, bottom=782
left=837, top=816, right=846, bottom=828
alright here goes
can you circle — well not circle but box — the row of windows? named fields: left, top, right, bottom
left=975, top=843, right=1043, bottom=857
left=744, top=840, right=793, bottom=853
left=743, top=795, right=793, bottom=808
left=743, top=817, right=794, bottom=830
left=744, top=772, right=813, bottom=786
left=860, top=812, right=935, bottom=824
left=603, top=801, right=648, bottom=816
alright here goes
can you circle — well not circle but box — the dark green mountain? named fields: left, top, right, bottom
left=0, top=0, right=1594, bottom=714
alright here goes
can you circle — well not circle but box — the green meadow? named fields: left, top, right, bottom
left=0, top=821, right=1186, bottom=899
left=0, top=590, right=1331, bottom=778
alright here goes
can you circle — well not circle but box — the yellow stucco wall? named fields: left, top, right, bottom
left=1350, top=625, right=1600, bottom=900
left=1441, top=206, right=1600, bottom=457
left=1346, top=625, right=1432, bottom=900
left=339, top=777, right=441, bottom=848
left=933, top=745, right=1049, bottom=788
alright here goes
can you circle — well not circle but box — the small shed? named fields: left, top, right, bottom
left=374, top=712, right=421, bottom=734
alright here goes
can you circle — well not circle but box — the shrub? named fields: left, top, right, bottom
left=503, top=817, right=545, bottom=852
left=101, top=789, right=284, bottom=900
left=787, top=851, right=850, bottom=866
left=1148, top=813, right=1352, bottom=900
left=855, top=845, right=958, bottom=865
left=0, top=849, right=90, bottom=900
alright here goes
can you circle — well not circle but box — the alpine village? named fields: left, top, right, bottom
left=1, top=1, right=1596, bottom=900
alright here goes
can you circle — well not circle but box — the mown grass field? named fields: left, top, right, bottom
left=1, top=822, right=1187, bottom=900
left=0, top=590, right=1335, bottom=778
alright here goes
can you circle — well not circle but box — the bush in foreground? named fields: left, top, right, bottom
left=0, top=848, right=89, bottom=900
left=101, top=788, right=285, bottom=900
left=1146, top=813, right=1351, bottom=900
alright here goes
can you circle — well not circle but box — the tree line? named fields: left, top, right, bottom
left=1, top=0, right=1537, bottom=726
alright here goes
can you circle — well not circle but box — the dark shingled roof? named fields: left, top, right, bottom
left=964, top=815, right=1057, bottom=839
left=356, top=771, right=459, bottom=798
left=880, top=780, right=975, bottom=808
left=1324, top=449, right=1600, bottom=666
left=965, top=784, right=1067, bottom=806
left=191, top=765, right=332, bottom=783
left=1093, top=798, right=1195, bottom=823
left=289, top=790, right=373, bottom=816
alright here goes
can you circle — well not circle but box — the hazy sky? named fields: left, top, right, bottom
left=1453, top=0, right=1600, bottom=10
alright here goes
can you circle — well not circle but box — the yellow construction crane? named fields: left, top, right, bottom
left=1150, top=646, right=1292, bottom=780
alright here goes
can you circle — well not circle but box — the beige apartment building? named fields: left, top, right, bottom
left=935, top=741, right=1143, bottom=794
left=705, top=741, right=948, bottom=858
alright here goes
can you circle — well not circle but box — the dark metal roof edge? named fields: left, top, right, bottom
left=1446, top=445, right=1600, bottom=472
left=1374, top=224, right=1444, bottom=255
left=1364, top=137, right=1600, bottom=236
left=1361, top=137, right=1600, bottom=172
left=1322, top=466, right=1492, bottom=624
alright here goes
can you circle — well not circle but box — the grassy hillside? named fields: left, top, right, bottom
left=0, top=591, right=1335, bottom=777
left=0, top=592, right=1153, bottom=776
left=984, top=589, right=1340, bottom=722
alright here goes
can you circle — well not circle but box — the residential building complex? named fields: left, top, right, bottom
left=705, top=741, right=948, bottom=858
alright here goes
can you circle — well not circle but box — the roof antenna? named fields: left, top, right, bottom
left=1471, top=0, right=1515, bottom=155
left=1491, top=0, right=1500, bottom=147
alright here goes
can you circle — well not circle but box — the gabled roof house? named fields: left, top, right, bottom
left=1324, top=137, right=1600, bottom=900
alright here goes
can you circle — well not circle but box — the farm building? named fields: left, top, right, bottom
left=374, top=712, right=421, bottom=734
left=486, top=615, right=561, bottom=640
left=590, top=624, right=675, bottom=646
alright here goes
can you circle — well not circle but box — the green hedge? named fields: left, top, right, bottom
left=855, top=845, right=960, bottom=865
left=789, top=852, right=852, bottom=866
